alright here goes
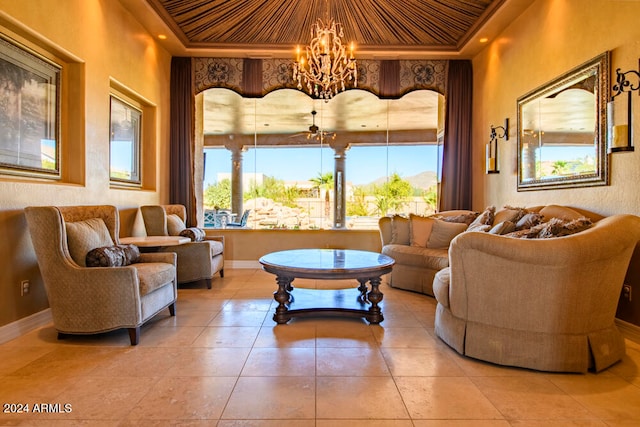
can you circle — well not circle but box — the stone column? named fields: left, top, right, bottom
left=226, top=144, right=244, bottom=217
left=331, top=141, right=349, bottom=229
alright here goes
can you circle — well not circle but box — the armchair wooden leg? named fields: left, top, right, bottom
left=220, top=269, right=224, bottom=278
left=57, top=332, right=68, bottom=340
left=128, top=327, right=140, bottom=346
left=206, top=278, right=212, bottom=289
left=168, top=302, right=176, bottom=316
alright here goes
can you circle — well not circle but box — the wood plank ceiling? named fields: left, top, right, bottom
left=147, top=0, right=504, bottom=55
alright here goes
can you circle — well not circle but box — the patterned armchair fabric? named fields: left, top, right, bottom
left=140, top=205, right=224, bottom=289
left=24, top=205, right=177, bottom=345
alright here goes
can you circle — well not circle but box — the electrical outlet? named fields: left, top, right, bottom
left=20, top=280, right=30, bottom=296
left=622, top=284, right=632, bottom=301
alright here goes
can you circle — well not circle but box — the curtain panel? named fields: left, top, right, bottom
left=439, top=60, right=473, bottom=211
left=169, top=57, right=197, bottom=226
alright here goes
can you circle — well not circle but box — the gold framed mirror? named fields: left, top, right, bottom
left=517, top=52, right=610, bottom=191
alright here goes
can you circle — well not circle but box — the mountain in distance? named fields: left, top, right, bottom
left=359, top=170, right=438, bottom=191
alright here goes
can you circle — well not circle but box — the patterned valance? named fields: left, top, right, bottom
left=193, top=57, right=448, bottom=99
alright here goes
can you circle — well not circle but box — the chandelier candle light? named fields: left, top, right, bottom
left=293, top=18, right=357, bottom=100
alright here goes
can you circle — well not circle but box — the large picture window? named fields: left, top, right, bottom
left=109, top=95, right=141, bottom=185
left=202, top=88, right=443, bottom=229
left=0, top=34, right=60, bottom=177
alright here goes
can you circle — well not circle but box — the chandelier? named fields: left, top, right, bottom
left=293, top=18, right=357, bottom=100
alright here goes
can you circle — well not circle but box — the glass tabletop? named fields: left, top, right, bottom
left=259, top=249, right=394, bottom=271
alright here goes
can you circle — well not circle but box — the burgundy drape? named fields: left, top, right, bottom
left=169, top=57, right=197, bottom=226
left=439, top=60, right=473, bottom=211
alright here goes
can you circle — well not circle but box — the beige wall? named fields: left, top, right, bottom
left=472, top=0, right=640, bottom=215
left=0, top=0, right=171, bottom=327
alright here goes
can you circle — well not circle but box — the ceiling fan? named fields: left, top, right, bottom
left=289, top=110, right=336, bottom=141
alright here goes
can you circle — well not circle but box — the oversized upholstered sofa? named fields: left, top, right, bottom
left=433, top=212, right=640, bottom=372
left=378, top=204, right=607, bottom=296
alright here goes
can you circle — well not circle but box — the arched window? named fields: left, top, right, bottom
left=200, top=88, right=444, bottom=230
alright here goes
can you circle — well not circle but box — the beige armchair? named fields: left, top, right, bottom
left=433, top=214, right=640, bottom=373
left=25, top=205, right=177, bottom=345
left=140, top=205, right=224, bottom=289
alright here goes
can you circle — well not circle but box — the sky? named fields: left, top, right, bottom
left=203, top=145, right=442, bottom=187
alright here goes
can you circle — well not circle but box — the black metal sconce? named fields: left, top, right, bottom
left=608, top=60, right=638, bottom=153
left=487, top=118, right=509, bottom=174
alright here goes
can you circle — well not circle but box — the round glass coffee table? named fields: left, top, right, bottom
left=259, top=249, right=395, bottom=324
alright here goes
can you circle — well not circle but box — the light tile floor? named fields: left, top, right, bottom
left=1, top=268, right=640, bottom=426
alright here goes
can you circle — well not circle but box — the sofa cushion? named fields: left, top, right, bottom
left=208, top=240, right=224, bottom=257
left=66, top=218, right=115, bottom=267
left=467, top=206, right=495, bottom=231
left=489, top=221, right=516, bottom=235
left=86, top=244, right=140, bottom=267
left=494, top=206, right=526, bottom=225
left=427, top=220, right=467, bottom=249
left=382, top=244, right=449, bottom=270
left=409, top=214, right=435, bottom=247
left=180, top=227, right=206, bottom=242
left=134, top=262, right=176, bottom=296
left=166, top=214, right=186, bottom=236
left=391, top=215, right=410, bottom=245
left=539, top=205, right=584, bottom=222
left=516, top=212, right=543, bottom=230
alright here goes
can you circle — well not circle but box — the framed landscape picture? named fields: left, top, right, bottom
left=0, top=34, right=61, bottom=177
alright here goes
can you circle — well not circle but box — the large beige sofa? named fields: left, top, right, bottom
left=378, top=204, right=606, bottom=296
left=434, top=212, right=640, bottom=372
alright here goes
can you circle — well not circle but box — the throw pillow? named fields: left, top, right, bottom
left=166, top=214, right=186, bottom=236
left=441, top=212, right=480, bottom=225
left=66, top=218, right=115, bottom=267
left=390, top=215, right=410, bottom=245
left=489, top=220, right=516, bottom=235
left=515, top=212, right=543, bottom=230
left=86, top=244, right=141, bottom=267
left=427, top=219, right=468, bottom=249
left=506, top=217, right=593, bottom=239
left=467, top=206, right=496, bottom=232
left=180, top=227, right=206, bottom=242
left=409, top=214, right=435, bottom=247
left=494, top=205, right=527, bottom=225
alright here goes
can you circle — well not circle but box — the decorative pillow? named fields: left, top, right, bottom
left=489, top=221, right=516, bottom=235
left=85, top=244, right=140, bottom=267
left=506, top=217, right=593, bottom=239
left=390, top=215, right=410, bottom=245
left=494, top=205, right=527, bottom=225
left=180, top=227, right=206, bottom=242
left=515, top=212, right=543, bottom=230
left=427, top=220, right=468, bottom=249
left=409, top=214, right=435, bottom=247
left=467, top=206, right=496, bottom=232
left=166, top=214, right=186, bottom=236
left=441, top=212, right=479, bottom=225
left=65, top=218, right=114, bottom=267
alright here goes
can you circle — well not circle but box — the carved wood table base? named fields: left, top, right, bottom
left=259, top=249, right=395, bottom=325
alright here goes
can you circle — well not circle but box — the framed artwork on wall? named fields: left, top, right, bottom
left=0, top=34, right=61, bottom=177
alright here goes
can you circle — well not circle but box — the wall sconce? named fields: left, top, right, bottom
left=487, top=118, right=509, bottom=174
left=608, top=60, right=638, bottom=153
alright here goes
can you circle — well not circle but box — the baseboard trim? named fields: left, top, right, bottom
left=616, top=318, right=640, bottom=344
left=0, top=308, right=52, bottom=344
left=227, top=260, right=261, bottom=269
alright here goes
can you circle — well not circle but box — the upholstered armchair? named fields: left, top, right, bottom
left=24, top=205, right=177, bottom=345
left=433, top=214, right=640, bottom=373
left=140, top=205, right=224, bottom=289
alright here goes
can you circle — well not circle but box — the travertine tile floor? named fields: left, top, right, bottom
left=1, top=268, right=640, bottom=426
